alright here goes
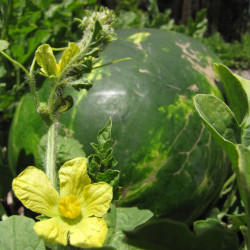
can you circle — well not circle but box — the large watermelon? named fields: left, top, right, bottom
left=8, top=29, right=230, bottom=224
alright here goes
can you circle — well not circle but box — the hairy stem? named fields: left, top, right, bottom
left=45, top=120, right=58, bottom=188
left=28, top=74, right=40, bottom=109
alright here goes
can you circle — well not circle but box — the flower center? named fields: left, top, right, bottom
left=58, top=194, right=81, bottom=219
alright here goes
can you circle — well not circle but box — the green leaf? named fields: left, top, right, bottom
left=235, top=75, right=250, bottom=147
left=54, top=95, right=74, bottom=113
left=236, top=145, right=250, bottom=217
left=124, top=219, right=196, bottom=250
left=124, top=218, right=239, bottom=250
left=193, top=218, right=239, bottom=250
left=37, top=134, right=85, bottom=169
left=242, top=116, right=250, bottom=147
left=35, top=44, right=58, bottom=76
left=194, top=94, right=239, bottom=166
left=97, top=169, right=120, bottom=186
left=226, top=213, right=247, bottom=231
left=0, top=215, right=45, bottom=249
left=92, top=20, right=103, bottom=42
left=104, top=205, right=153, bottom=249
left=235, top=75, right=250, bottom=100
left=214, top=64, right=249, bottom=125
left=97, top=117, right=112, bottom=148
left=0, top=40, right=9, bottom=51
left=70, top=77, right=93, bottom=91
left=58, top=42, right=80, bottom=73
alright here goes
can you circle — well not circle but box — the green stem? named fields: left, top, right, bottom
left=0, top=51, right=30, bottom=77
left=92, top=57, right=132, bottom=70
left=48, top=81, right=58, bottom=116
left=45, top=120, right=58, bottom=188
left=28, top=74, right=40, bottom=109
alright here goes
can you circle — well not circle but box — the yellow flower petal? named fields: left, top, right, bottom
left=59, top=157, right=91, bottom=200
left=12, top=166, right=60, bottom=217
left=58, top=42, right=80, bottom=73
left=34, top=217, right=68, bottom=246
left=69, top=217, right=107, bottom=248
left=35, top=44, right=58, bottom=76
left=82, top=182, right=112, bottom=217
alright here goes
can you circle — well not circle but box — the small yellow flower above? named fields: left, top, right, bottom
left=12, top=157, right=113, bottom=248
left=35, top=42, right=80, bottom=77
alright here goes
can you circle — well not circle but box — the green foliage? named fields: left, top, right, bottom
left=193, top=64, right=250, bottom=248
left=0, top=207, right=153, bottom=250
left=104, top=204, right=153, bottom=249
left=113, top=1, right=250, bottom=69
left=37, top=134, right=86, bottom=169
left=0, top=0, right=97, bottom=124
left=0, top=215, right=46, bottom=249
left=213, top=64, right=249, bottom=125
left=88, top=118, right=120, bottom=202
left=114, top=1, right=207, bottom=39
left=124, top=218, right=239, bottom=250
left=8, top=28, right=229, bottom=223
left=202, top=33, right=250, bottom=69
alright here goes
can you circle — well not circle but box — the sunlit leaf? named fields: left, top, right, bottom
left=58, top=42, right=80, bottom=73
left=214, top=64, right=248, bottom=125
left=35, top=44, right=58, bottom=76
left=194, top=94, right=239, bottom=166
left=236, top=145, right=250, bottom=217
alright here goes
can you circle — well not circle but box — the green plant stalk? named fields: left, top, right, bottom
left=0, top=50, right=40, bottom=109
left=45, top=119, right=58, bottom=188
left=0, top=51, right=30, bottom=77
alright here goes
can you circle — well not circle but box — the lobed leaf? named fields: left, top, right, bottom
left=97, top=169, right=120, bottom=187
left=70, top=77, right=93, bottom=91
left=97, top=117, right=112, bottom=148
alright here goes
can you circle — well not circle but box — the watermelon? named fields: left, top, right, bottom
left=8, top=29, right=230, bottom=224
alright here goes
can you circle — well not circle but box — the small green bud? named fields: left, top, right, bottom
left=37, top=102, right=51, bottom=124
left=37, top=102, right=49, bottom=116
left=78, top=7, right=117, bottom=51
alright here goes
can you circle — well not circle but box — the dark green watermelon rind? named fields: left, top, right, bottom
left=8, top=29, right=230, bottom=223
left=60, top=29, right=230, bottom=222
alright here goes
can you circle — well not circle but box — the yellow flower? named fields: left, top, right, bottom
left=35, top=42, right=80, bottom=77
left=12, top=157, right=112, bottom=248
